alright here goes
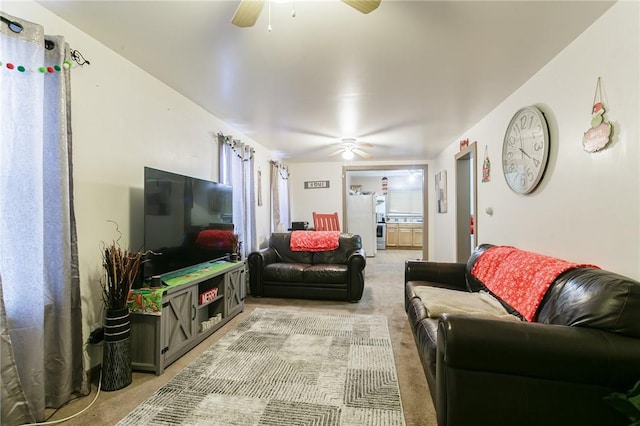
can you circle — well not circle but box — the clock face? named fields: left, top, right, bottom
left=502, top=106, right=550, bottom=194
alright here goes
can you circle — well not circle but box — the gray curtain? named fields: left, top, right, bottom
left=270, top=161, right=290, bottom=232
left=218, top=135, right=257, bottom=258
left=0, top=13, right=87, bottom=425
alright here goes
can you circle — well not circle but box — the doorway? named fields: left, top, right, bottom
left=455, top=142, right=477, bottom=262
left=343, top=165, right=428, bottom=260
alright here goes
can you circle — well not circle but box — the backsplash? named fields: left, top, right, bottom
left=386, top=214, right=423, bottom=223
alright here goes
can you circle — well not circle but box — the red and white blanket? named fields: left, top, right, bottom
left=290, top=231, right=340, bottom=252
left=471, top=246, right=599, bottom=321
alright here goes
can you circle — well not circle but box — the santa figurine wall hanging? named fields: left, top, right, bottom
left=582, top=77, right=612, bottom=153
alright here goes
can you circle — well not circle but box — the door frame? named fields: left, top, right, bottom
left=342, top=164, right=428, bottom=260
left=455, top=142, right=477, bottom=262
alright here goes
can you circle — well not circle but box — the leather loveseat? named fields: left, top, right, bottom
left=405, top=243, right=640, bottom=426
left=248, top=232, right=366, bottom=302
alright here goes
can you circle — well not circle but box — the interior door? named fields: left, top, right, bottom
left=455, top=142, right=477, bottom=262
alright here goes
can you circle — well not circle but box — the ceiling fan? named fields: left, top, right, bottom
left=231, top=0, right=381, bottom=28
left=328, top=138, right=373, bottom=160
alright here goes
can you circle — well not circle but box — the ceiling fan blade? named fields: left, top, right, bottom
left=231, top=0, right=265, bottom=27
left=353, top=148, right=372, bottom=159
left=328, top=149, right=345, bottom=157
left=341, top=0, right=381, bottom=14
left=358, top=142, right=374, bottom=148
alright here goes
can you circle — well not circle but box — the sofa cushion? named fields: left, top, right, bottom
left=414, top=317, right=439, bottom=388
left=413, top=286, right=519, bottom=320
left=304, top=264, right=348, bottom=285
left=263, top=263, right=306, bottom=282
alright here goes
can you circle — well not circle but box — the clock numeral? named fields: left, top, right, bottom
left=532, top=157, right=540, bottom=167
left=533, top=141, right=543, bottom=151
left=508, top=162, right=516, bottom=173
left=527, top=168, right=534, bottom=182
left=506, top=151, right=514, bottom=161
left=519, top=114, right=528, bottom=129
left=507, top=135, right=517, bottom=147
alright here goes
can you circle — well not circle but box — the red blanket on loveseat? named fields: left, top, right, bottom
left=290, top=231, right=340, bottom=252
left=471, top=246, right=599, bottom=321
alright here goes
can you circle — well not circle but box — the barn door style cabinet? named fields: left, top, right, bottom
left=129, top=260, right=245, bottom=375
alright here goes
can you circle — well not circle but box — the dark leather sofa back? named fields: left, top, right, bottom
left=268, top=233, right=362, bottom=264
left=313, top=234, right=362, bottom=264
left=269, top=233, right=314, bottom=264
left=537, top=267, right=640, bottom=337
left=466, top=243, right=640, bottom=337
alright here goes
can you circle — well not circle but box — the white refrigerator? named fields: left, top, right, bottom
left=346, top=194, right=377, bottom=257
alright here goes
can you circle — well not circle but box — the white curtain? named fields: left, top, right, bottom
left=0, top=13, right=86, bottom=424
left=218, top=134, right=256, bottom=258
left=270, top=161, right=290, bottom=232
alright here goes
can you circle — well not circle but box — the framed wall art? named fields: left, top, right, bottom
left=435, top=171, right=447, bottom=213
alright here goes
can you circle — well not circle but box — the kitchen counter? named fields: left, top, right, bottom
left=386, top=214, right=423, bottom=223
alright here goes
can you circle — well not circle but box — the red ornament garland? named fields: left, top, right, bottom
left=1, top=59, right=73, bottom=74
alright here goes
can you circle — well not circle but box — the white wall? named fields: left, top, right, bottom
left=3, top=1, right=274, bottom=370
left=431, top=1, right=639, bottom=280
left=288, top=162, right=345, bottom=226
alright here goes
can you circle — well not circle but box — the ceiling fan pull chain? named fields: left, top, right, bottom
left=292, top=0, right=296, bottom=18
left=267, top=0, right=272, bottom=32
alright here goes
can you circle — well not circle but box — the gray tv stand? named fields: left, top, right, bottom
left=129, top=260, right=245, bottom=375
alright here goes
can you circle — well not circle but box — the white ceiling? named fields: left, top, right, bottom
left=35, top=0, right=614, bottom=163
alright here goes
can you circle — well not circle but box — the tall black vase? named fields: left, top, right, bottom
left=102, top=308, right=132, bottom=391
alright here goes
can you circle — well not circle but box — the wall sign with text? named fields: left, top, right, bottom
left=304, top=180, right=330, bottom=189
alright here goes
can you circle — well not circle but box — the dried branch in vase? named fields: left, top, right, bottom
left=101, top=221, right=149, bottom=310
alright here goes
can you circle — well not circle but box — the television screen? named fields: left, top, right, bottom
left=143, top=167, right=233, bottom=279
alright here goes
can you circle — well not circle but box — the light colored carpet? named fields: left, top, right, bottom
left=45, top=249, right=435, bottom=425
left=117, top=308, right=405, bottom=425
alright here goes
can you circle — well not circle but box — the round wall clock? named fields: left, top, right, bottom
left=502, top=106, right=550, bottom=194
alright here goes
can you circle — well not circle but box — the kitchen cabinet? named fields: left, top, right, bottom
left=412, top=227, right=423, bottom=248
left=398, top=224, right=414, bottom=246
left=386, top=223, right=399, bottom=247
left=386, top=223, right=422, bottom=248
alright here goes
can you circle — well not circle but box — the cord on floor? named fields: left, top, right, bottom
left=23, top=370, right=102, bottom=426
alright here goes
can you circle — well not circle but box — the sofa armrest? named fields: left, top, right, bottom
left=405, top=260, right=468, bottom=291
left=247, top=247, right=278, bottom=296
left=346, top=247, right=366, bottom=301
left=435, top=315, right=639, bottom=426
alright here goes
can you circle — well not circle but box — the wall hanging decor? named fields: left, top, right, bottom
left=482, top=145, right=491, bottom=183
left=435, top=171, right=447, bottom=213
left=583, top=77, right=613, bottom=153
left=257, top=169, right=262, bottom=206
left=381, top=176, right=388, bottom=195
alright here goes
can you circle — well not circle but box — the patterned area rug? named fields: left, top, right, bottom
left=117, top=308, right=405, bottom=425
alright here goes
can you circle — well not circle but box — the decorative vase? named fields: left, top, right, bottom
left=102, top=308, right=132, bottom=391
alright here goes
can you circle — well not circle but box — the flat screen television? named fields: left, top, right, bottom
left=143, top=167, right=233, bottom=280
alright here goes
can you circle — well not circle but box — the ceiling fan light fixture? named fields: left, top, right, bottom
left=342, top=148, right=355, bottom=160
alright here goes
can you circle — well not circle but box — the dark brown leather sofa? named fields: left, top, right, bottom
left=248, top=233, right=366, bottom=302
left=405, top=243, right=640, bottom=426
